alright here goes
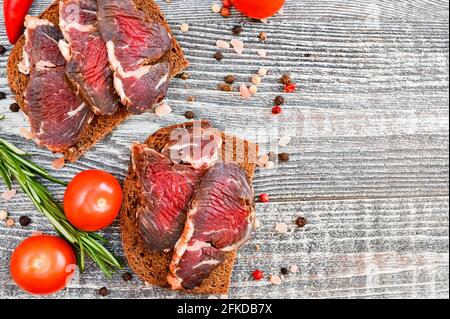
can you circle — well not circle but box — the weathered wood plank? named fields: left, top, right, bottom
left=1, top=196, right=448, bottom=299
left=0, top=123, right=448, bottom=202
left=0, top=0, right=448, bottom=299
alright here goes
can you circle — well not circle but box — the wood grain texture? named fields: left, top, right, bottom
left=0, top=0, right=448, bottom=299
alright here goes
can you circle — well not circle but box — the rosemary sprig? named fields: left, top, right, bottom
left=0, top=137, right=123, bottom=277
left=0, top=114, right=5, bottom=120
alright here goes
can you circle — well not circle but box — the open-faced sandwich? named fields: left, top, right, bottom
left=7, top=0, right=189, bottom=162
left=121, top=121, right=259, bottom=294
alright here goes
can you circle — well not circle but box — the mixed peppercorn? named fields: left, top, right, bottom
left=19, top=216, right=31, bottom=227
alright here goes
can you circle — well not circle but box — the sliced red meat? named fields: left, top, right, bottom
left=19, top=16, right=93, bottom=152
left=132, top=144, right=206, bottom=252
left=24, top=67, right=93, bottom=151
left=97, top=0, right=173, bottom=114
left=18, top=18, right=66, bottom=74
left=167, top=163, right=255, bottom=290
left=161, top=125, right=223, bottom=169
left=59, top=0, right=119, bottom=115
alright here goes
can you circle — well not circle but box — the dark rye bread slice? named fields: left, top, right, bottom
left=121, top=121, right=258, bottom=295
left=7, top=0, right=189, bottom=162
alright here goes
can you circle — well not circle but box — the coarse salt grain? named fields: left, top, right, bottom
left=32, top=231, right=43, bottom=237
left=180, top=23, right=189, bottom=33
left=5, top=218, right=15, bottom=227
left=239, top=84, right=251, bottom=99
left=216, top=40, right=230, bottom=49
left=19, top=127, right=33, bottom=140
left=208, top=295, right=219, bottom=299
left=269, top=275, right=282, bottom=285
left=155, top=103, right=172, bottom=117
left=257, top=49, right=267, bottom=57
left=2, top=189, right=16, bottom=201
left=258, top=68, right=268, bottom=77
left=275, top=222, right=288, bottom=234
left=253, top=218, right=261, bottom=230
left=211, top=3, right=221, bottom=13
left=278, top=135, right=292, bottom=147
left=251, top=75, right=262, bottom=85
left=249, top=85, right=258, bottom=95
left=265, top=161, right=275, bottom=169
left=0, top=210, right=7, bottom=221
left=290, top=265, right=299, bottom=273
left=230, top=39, right=244, bottom=55
left=257, top=154, right=269, bottom=167
left=220, top=294, right=228, bottom=299
left=52, top=157, right=65, bottom=170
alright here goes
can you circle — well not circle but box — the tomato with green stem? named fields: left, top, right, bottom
left=64, top=170, right=122, bottom=232
left=10, top=235, right=76, bottom=295
left=232, top=0, right=285, bottom=19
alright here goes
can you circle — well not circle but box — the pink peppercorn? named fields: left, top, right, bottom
left=284, top=83, right=296, bottom=93
left=259, top=193, right=270, bottom=203
left=252, top=270, right=264, bottom=281
left=272, top=106, right=282, bottom=114
left=222, top=0, right=232, bottom=8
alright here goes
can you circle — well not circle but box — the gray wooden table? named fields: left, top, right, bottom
left=0, top=0, right=448, bottom=299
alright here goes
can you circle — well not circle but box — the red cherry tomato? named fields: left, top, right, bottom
left=10, top=235, right=76, bottom=295
left=64, top=170, right=122, bottom=232
left=232, top=0, right=285, bottom=19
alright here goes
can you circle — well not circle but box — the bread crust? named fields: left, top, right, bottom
left=121, top=121, right=258, bottom=295
left=7, top=1, right=189, bottom=162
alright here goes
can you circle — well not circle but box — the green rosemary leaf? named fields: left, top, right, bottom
left=8, top=151, right=48, bottom=176
left=0, top=138, right=27, bottom=156
left=0, top=161, right=12, bottom=189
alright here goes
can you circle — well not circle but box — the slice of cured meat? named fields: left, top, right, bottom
left=132, top=144, right=206, bottom=252
left=19, top=16, right=93, bottom=152
left=18, top=18, right=66, bottom=74
left=97, top=0, right=173, bottom=114
left=59, top=0, right=119, bottom=115
left=167, top=163, right=255, bottom=290
left=161, top=125, right=223, bottom=169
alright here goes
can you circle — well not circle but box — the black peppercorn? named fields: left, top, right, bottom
left=98, top=287, right=109, bottom=297
left=10, top=103, right=20, bottom=112
left=224, top=75, right=235, bottom=84
left=232, top=25, right=243, bottom=35
left=184, top=111, right=195, bottom=119
left=19, top=216, right=31, bottom=227
left=296, top=217, right=307, bottom=228
left=278, top=153, right=290, bottom=162
left=0, top=92, right=6, bottom=100
left=281, top=267, right=289, bottom=275
left=213, top=51, right=224, bottom=61
left=0, top=45, right=6, bottom=55
left=274, top=96, right=285, bottom=106
left=122, top=272, right=133, bottom=282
